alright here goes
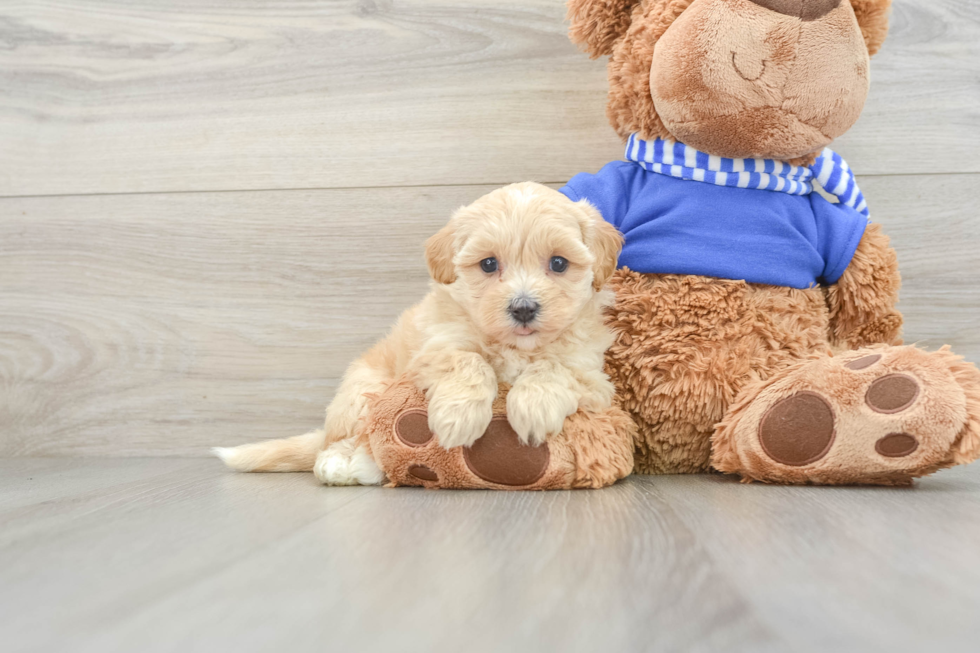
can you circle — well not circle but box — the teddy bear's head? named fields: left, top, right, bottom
left=568, top=0, right=892, bottom=161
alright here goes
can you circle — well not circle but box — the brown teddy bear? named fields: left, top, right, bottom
left=362, top=0, right=980, bottom=488
left=559, top=0, right=980, bottom=484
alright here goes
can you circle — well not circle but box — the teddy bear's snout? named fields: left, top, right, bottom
left=746, top=0, right=841, bottom=21
left=649, top=0, right=869, bottom=159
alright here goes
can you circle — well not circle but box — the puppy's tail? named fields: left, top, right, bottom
left=212, top=429, right=325, bottom=472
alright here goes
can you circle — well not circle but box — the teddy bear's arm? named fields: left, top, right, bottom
left=826, top=222, right=903, bottom=349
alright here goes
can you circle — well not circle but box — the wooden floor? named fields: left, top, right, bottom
left=2, top=458, right=980, bottom=653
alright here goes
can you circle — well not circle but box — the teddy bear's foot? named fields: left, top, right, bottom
left=363, top=377, right=635, bottom=490
left=712, top=346, right=980, bottom=485
left=386, top=410, right=557, bottom=488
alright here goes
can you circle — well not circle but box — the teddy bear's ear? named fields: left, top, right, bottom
left=567, top=0, right=643, bottom=58
left=850, top=0, right=892, bottom=56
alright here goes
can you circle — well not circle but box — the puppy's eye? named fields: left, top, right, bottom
left=549, top=256, right=569, bottom=274
left=480, top=257, right=498, bottom=274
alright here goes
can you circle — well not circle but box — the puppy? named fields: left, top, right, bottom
left=214, top=182, right=623, bottom=485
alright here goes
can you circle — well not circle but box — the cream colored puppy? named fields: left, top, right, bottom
left=214, top=182, right=623, bottom=485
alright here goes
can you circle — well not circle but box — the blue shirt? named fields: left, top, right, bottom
left=560, top=161, right=868, bottom=289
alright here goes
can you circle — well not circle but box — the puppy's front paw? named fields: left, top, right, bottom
left=506, top=383, right=577, bottom=446
left=428, top=390, right=494, bottom=449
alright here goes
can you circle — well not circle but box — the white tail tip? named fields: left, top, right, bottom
left=211, top=446, right=247, bottom=470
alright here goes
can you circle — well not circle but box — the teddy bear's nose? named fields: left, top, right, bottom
left=746, top=0, right=841, bottom=21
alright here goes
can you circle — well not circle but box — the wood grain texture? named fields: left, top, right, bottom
left=2, top=458, right=979, bottom=653
left=1, top=175, right=978, bottom=457
left=1, top=0, right=979, bottom=197
left=648, top=466, right=980, bottom=653
left=0, top=185, right=464, bottom=456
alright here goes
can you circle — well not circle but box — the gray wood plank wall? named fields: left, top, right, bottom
left=1, top=0, right=978, bottom=457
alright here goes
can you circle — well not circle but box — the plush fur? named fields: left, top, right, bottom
left=567, top=0, right=980, bottom=484
left=215, top=182, right=626, bottom=486
left=826, top=222, right=903, bottom=349
left=604, top=270, right=833, bottom=474
left=572, top=0, right=892, bottom=162
left=649, top=0, right=870, bottom=160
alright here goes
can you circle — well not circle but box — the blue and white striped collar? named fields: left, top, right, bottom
left=625, top=134, right=869, bottom=217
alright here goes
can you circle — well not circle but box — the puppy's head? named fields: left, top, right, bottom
left=425, top=182, right=622, bottom=350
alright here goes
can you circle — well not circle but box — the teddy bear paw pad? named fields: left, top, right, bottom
left=407, top=464, right=439, bottom=481
left=462, top=417, right=550, bottom=486
left=758, top=392, right=835, bottom=466
left=394, top=409, right=433, bottom=446
left=875, top=433, right=919, bottom=458
left=865, top=374, right=919, bottom=414
left=378, top=406, right=559, bottom=489
left=845, top=354, right=881, bottom=370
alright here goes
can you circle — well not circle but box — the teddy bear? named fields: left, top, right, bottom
left=557, top=0, right=980, bottom=484
left=360, top=0, right=980, bottom=489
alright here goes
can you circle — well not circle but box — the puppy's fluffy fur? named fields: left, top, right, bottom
left=214, top=182, right=623, bottom=485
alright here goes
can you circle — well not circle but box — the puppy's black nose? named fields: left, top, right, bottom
left=508, top=298, right=540, bottom=324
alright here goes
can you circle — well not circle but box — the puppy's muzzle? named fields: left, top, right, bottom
left=508, top=297, right=540, bottom=325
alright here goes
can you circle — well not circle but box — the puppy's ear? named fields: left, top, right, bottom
left=567, top=0, right=642, bottom=58
left=579, top=202, right=623, bottom=291
left=850, top=0, right=892, bottom=56
left=424, top=221, right=458, bottom=285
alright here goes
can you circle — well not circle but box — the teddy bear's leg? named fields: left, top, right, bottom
left=563, top=407, right=636, bottom=488
left=712, top=346, right=980, bottom=485
left=604, top=270, right=835, bottom=474
left=628, top=413, right=714, bottom=475
left=363, top=378, right=634, bottom=490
